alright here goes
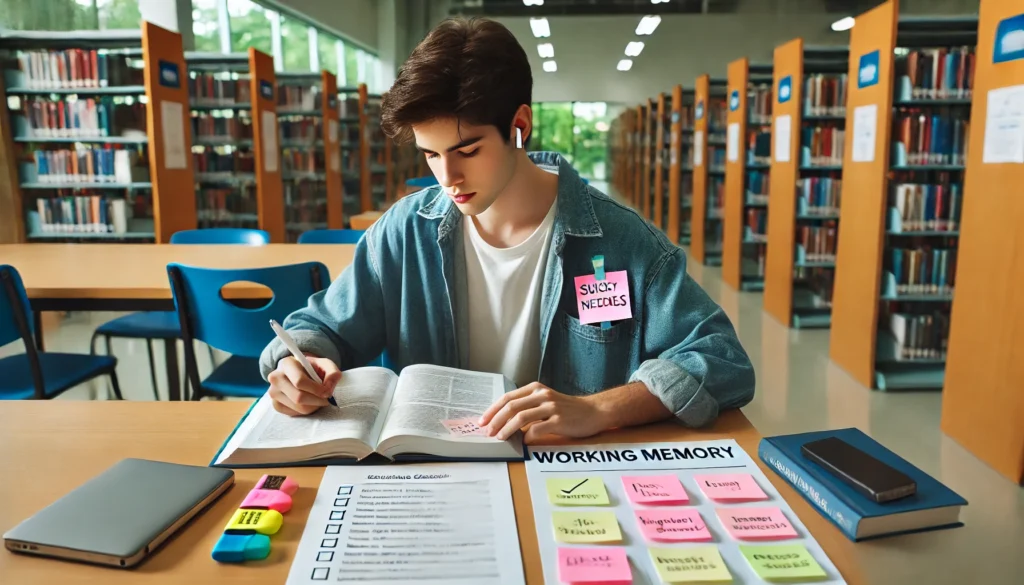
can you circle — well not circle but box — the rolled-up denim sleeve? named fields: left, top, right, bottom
left=629, top=250, right=755, bottom=427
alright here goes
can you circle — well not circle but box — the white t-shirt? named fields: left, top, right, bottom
left=462, top=200, right=558, bottom=386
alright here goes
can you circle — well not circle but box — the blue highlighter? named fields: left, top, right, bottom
left=212, top=532, right=271, bottom=563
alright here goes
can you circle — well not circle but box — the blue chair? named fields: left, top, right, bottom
left=1, top=265, right=121, bottom=400
left=91, top=228, right=271, bottom=400
left=167, top=262, right=330, bottom=400
left=297, top=229, right=366, bottom=244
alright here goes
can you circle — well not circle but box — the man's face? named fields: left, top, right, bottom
left=412, top=117, right=517, bottom=216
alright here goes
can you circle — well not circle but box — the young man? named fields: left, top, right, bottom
left=260, top=17, right=754, bottom=443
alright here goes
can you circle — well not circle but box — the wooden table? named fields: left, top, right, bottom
left=0, top=402, right=865, bottom=584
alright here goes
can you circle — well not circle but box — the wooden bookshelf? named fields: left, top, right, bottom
left=676, top=87, right=696, bottom=246
left=691, top=75, right=710, bottom=263
left=641, top=99, right=654, bottom=219
left=764, top=42, right=849, bottom=329
left=942, top=0, right=1024, bottom=484
left=693, top=77, right=728, bottom=266
left=321, top=72, right=343, bottom=228
left=633, top=104, right=643, bottom=209
left=337, top=85, right=362, bottom=223
left=277, top=71, right=328, bottom=242
left=653, top=93, right=667, bottom=229
left=830, top=0, right=978, bottom=390
left=666, top=85, right=682, bottom=244
left=247, top=48, right=283, bottom=242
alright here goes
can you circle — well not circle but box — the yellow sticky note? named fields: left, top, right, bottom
left=552, top=511, right=622, bottom=544
left=650, top=546, right=733, bottom=583
left=546, top=477, right=610, bottom=506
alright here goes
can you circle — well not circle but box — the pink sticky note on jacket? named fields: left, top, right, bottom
left=693, top=473, right=767, bottom=502
left=716, top=507, right=798, bottom=540
left=558, top=547, right=632, bottom=585
left=574, top=270, right=632, bottom=325
left=635, top=509, right=711, bottom=542
left=621, top=475, right=689, bottom=505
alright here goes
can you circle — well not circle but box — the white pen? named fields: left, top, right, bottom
left=269, top=319, right=338, bottom=407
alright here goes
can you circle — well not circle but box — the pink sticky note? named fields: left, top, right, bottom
left=621, top=475, right=689, bottom=506
left=441, top=418, right=488, bottom=437
left=558, top=547, right=632, bottom=585
left=716, top=507, right=798, bottom=540
left=574, top=270, right=632, bottom=325
left=693, top=473, right=768, bottom=502
left=635, top=509, right=711, bottom=542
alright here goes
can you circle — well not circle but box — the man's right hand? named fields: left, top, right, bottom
left=267, top=355, right=343, bottom=417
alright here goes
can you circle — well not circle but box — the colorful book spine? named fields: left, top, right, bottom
left=192, top=112, right=254, bottom=141
left=889, top=247, right=957, bottom=294
left=748, top=83, right=772, bottom=125
left=801, top=125, right=845, bottom=166
left=190, top=73, right=248, bottom=106
left=888, top=312, right=950, bottom=359
left=798, top=223, right=838, bottom=261
left=803, top=74, right=848, bottom=116
left=893, top=108, right=969, bottom=165
left=33, top=147, right=124, bottom=183
left=893, top=181, right=962, bottom=231
left=32, top=194, right=123, bottom=233
left=18, top=49, right=136, bottom=89
left=798, top=177, right=842, bottom=214
left=897, top=46, right=975, bottom=99
left=278, top=85, right=321, bottom=111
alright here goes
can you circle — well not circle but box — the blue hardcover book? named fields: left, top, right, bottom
left=759, top=428, right=966, bottom=541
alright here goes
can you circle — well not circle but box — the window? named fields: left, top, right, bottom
left=96, top=0, right=140, bottom=30
left=343, top=43, right=360, bottom=87
left=317, top=32, right=339, bottom=76
left=191, top=0, right=222, bottom=53
left=279, top=14, right=310, bottom=72
left=1, top=0, right=97, bottom=31
left=227, top=0, right=273, bottom=56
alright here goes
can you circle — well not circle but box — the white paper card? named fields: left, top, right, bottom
left=774, top=114, right=792, bottom=163
left=694, top=130, right=704, bottom=166
left=852, top=104, right=878, bottom=163
left=727, top=122, right=740, bottom=162
left=983, top=84, right=1024, bottom=164
left=328, top=119, right=339, bottom=144
left=261, top=111, right=279, bottom=173
left=329, top=150, right=341, bottom=173
left=160, top=101, right=187, bottom=170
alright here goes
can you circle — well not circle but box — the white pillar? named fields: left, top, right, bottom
left=138, top=0, right=195, bottom=50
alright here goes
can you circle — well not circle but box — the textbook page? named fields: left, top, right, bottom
left=286, top=462, right=525, bottom=585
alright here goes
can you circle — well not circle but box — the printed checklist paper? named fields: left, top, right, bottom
left=525, top=439, right=846, bottom=584
left=285, top=463, right=524, bottom=585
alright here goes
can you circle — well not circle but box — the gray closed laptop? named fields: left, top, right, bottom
left=4, top=458, right=234, bottom=568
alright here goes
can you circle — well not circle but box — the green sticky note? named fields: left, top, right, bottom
left=546, top=477, right=610, bottom=506
left=739, top=544, right=827, bottom=581
left=650, top=545, right=733, bottom=583
left=552, top=511, right=622, bottom=543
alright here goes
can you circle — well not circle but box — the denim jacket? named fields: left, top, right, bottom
left=260, top=152, right=755, bottom=427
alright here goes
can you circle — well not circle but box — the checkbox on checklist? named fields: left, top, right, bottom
left=321, top=538, right=338, bottom=548
left=334, top=498, right=349, bottom=507
left=337, top=486, right=353, bottom=495
left=325, top=524, right=341, bottom=534
left=329, top=510, right=345, bottom=521
left=317, top=551, right=334, bottom=562
left=311, top=567, right=329, bottom=580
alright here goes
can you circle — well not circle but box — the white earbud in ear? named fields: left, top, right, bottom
left=516, top=127, right=523, bottom=149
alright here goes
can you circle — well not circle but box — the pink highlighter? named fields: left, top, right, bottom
left=240, top=474, right=300, bottom=514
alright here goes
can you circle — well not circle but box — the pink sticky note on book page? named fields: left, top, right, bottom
left=558, top=547, right=632, bottom=585
left=441, top=418, right=488, bottom=437
left=716, top=507, right=798, bottom=540
left=693, top=473, right=768, bottom=502
left=574, top=270, right=632, bottom=325
left=621, top=475, right=689, bottom=506
left=635, top=509, right=711, bottom=542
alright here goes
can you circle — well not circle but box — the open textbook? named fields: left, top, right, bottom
left=213, top=364, right=525, bottom=468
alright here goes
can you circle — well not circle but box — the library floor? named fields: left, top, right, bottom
left=6, top=255, right=1024, bottom=583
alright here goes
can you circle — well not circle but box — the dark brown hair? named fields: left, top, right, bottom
left=380, top=17, right=533, bottom=145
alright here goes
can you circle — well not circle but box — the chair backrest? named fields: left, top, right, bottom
left=167, top=262, right=330, bottom=358
left=406, top=176, right=439, bottom=189
left=0, top=265, right=33, bottom=348
left=297, top=229, right=366, bottom=245
left=170, top=228, right=271, bottom=245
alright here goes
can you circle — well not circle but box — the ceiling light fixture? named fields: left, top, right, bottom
left=651, top=0, right=670, bottom=4
left=636, top=15, right=661, bottom=36
left=523, top=0, right=544, bottom=6
left=530, top=17, right=551, bottom=38
left=831, top=16, right=855, bottom=32
left=625, top=41, right=645, bottom=57
left=617, top=59, right=633, bottom=71
left=537, top=43, right=554, bottom=58
left=543, top=60, right=557, bottom=72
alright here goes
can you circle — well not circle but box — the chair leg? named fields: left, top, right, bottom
left=108, top=369, right=124, bottom=401
left=146, top=339, right=160, bottom=401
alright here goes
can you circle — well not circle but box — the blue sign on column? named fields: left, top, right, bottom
left=158, top=61, right=180, bottom=89
left=259, top=80, right=274, bottom=100
left=696, top=100, right=704, bottom=120
left=994, top=13, right=1024, bottom=64
left=858, top=50, right=880, bottom=88
left=729, top=90, right=740, bottom=111
left=778, top=75, right=792, bottom=103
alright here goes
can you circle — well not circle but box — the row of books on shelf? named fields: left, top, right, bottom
left=15, top=49, right=137, bottom=89
left=708, top=148, right=726, bottom=168
left=890, top=247, right=957, bottom=294
left=746, top=244, right=766, bottom=278
left=31, top=195, right=130, bottom=233
left=746, top=209, right=766, bottom=239
left=190, top=73, right=250, bottom=106
left=747, top=171, right=768, bottom=198
left=284, top=182, right=328, bottom=224
left=197, top=188, right=256, bottom=222
left=893, top=181, right=962, bottom=231
left=802, top=126, right=844, bottom=166
left=279, top=86, right=319, bottom=111
left=798, top=177, right=841, bottom=214
left=748, top=84, right=772, bottom=124
left=895, top=47, right=975, bottom=99
left=30, top=147, right=144, bottom=184
left=282, top=148, right=324, bottom=174
left=804, top=74, right=847, bottom=116
left=19, top=98, right=145, bottom=139
left=748, top=131, right=771, bottom=164
left=193, top=112, right=252, bottom=142
left=888, top=311, right=949, bottom=360
left=280, top=118, right=322, bottom=142
left=894, top=110, right=969, bottom=165
left=799, top=223, right=837, bottom=262
left=194, top=150, right=254, bottom=175
left=708, top=102, right=727, bottom=129
left=798, top=270, right=835, bottom=305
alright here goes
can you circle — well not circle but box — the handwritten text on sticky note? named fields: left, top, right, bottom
left=622, top=475, right=689, bottom=505
left=649, top=545, right=733, bottom=583
left=547, top=477, right=610, bottom=506
left=693, top=473, right=767, bottom=502
left=552, top=511, right=622, bottom=544
left=441, top=418, right=488, bottom=437
left=717, top=507, right=798, bottom=540
left=740, top=544, right=827, bottom=581
left=558, top=547, right=632, bottom=585
left=636, top=509, right=711, bottom=542
left=574, top=270, right=632, bottom=325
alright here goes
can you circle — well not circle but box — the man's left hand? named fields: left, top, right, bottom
left=478, top=382, right=609, bottom=443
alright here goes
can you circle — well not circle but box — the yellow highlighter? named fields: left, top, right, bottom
left=224, top=508, right=284, bottom=536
